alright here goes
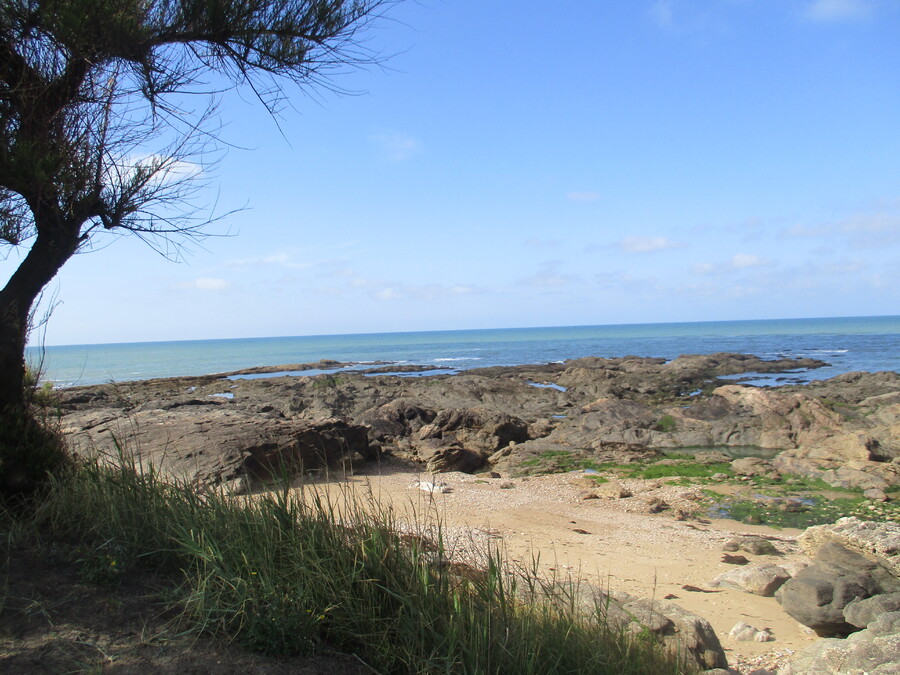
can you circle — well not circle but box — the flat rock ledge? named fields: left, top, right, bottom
left=65, top=407, right=374, bottom=491
left=798, top=517, right=900, bottom=578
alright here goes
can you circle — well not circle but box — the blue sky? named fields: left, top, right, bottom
left=8, top=0, right=900, bottom=346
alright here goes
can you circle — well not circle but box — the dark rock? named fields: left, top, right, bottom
left=66, top=408, right=372, bottom=488
left=358, top=400, right=436, bottom=441
left=784, top=611, right=900, bottom=675
left=58, top=354, right=900, bottom=491
left=843, top=592, right=900, bottom=629
left=417, top=407, right=531, bottom=454
left=778, top=543, right=900, bottom=636
left=417, top=441, right=486, bottom=474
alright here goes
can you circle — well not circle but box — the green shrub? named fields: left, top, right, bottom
left=0, top=408, right=70, bottom=503
left=23, top=364, right=58, bottom=409
left=654, top=415, right=676, bottom=432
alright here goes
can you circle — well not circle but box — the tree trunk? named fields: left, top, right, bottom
left=0, top=224, right=80, bottom=413
left=0, top=298, right=29, bottom=414
left=0, top=220, right=79, bottom=499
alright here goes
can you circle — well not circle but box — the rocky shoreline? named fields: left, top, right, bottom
left=58, top=352, right=899, bottom=494
left=55, top=352, right=900, bottom=674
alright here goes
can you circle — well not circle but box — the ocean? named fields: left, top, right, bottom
left=27, top=315, right=900, bottom=388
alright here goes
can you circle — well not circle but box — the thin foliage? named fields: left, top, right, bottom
left=0, top=0, right=398, bottom=417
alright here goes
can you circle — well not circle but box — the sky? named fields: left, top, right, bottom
left=6, top=0, right=900, bottom=346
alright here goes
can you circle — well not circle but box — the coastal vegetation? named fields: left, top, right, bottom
left=516, top=450, right=899, bottom=527
left=2, top=447, right=690, bottom=674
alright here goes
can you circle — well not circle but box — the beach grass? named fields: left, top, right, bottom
left=7, top=450, right=693, bottom=674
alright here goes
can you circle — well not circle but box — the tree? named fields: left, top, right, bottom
left=0, top=0, right=391, bottom=416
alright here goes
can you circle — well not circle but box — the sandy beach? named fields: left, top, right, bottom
left=301, top=460, right=821, bottom=672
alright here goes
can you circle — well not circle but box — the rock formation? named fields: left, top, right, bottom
left=56, top=354, right=900, bottom=493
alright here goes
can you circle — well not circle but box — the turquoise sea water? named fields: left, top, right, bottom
left=27, top=315, right=900, bottom=387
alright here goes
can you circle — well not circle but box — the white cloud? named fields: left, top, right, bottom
left=226, top=252, right=288, bottom=267
left=618, top=236, right=681, bottom=253
left=730, top=254, right=769, bottom=269
left=524, top=237, right=561, bottom=248
left=524, top=271, right=573, bottom=288
left=840, top=212, right=900, bottom=247
left=123, top=155, right=204, bottom=185
left=355, top=279, right=481, bottom=301
left=369, top=132, right=422, bottom=162
left=224, top=252, right=314, bottom=271
left=565, top=191, right=600, bottom=203
left=193, top=277, right=231, bottom=291
left=646, top=0, right=717, bottom=34
left=691, top=263, right=717, bottom=276
left=374, top=287, right=401, bottom=300
left=783, top=211, right=900, bottom=249
left=648, top=0, right=677, bottom=31
left=804, top=0, right=872, bottom=22
left=594, top=271, right=660, bottom=295
left=520, top=261, right=577, bottom=288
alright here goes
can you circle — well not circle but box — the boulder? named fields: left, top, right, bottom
left=416, top=440, right=486, bottom=474
left=241, top=418, right=373, bottom=480
left=773, top=451, right=900, bottom=491
left=710, top=385, right=843, bottom=449
left=778, top=543, right=900, bottom=636
left=844, top=592, right=900, bottom=630
left=593, top=479, right=632, bottom=499
left=417, top=408, right=531, bottom=454
left=781, top=611, right=900, bottom=675
left=736, top=536, right=783, bottom=556
left=358, top=400, right=436, bottom=441
left=598, top=591, right=728, bottom=671
left=713, top=563, right=791, bottom=597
